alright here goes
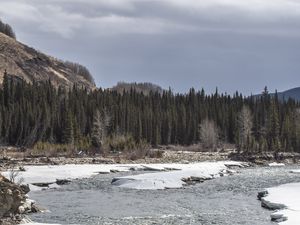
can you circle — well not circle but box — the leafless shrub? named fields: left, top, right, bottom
left=199, top=119, right=219, bottom=151
left=9, top=166, right=24, bottom=185
left=237, top=106, right=253, bottom=150
left=146, top=149, right=164, bottom=158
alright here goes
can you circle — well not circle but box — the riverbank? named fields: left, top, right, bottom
left=0, top=147, right=234, bottom=171
left=1, top=145, right=299, bottom=172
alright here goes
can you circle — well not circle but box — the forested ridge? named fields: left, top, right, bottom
left=1, top=71, right=300, bottom=154
left=0, top=19, right=16, bottom=39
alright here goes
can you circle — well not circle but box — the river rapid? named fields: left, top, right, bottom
left=29, top=165, right=300, bottom=225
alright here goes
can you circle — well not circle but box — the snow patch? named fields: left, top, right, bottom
left=20, top=217, right=60, bottom=225
left=261, top=183, right=300, bottom=224
left=22, top=223, right=60, bottom=225
left=268, top=162, right=285, bottom=167
left=2, top=164, right=138, bottom=187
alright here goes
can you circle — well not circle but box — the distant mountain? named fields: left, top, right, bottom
left=256, top=87, right=300, bottom=102
left=0, top=26, right=95, bottom=90
left=276, top=87, right=300, bottom=101
left=111, top=82, right=164, bottom=95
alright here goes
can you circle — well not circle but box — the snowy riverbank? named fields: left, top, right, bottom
left=261, top=182, right=300, bottom=224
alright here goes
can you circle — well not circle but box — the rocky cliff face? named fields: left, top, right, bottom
left=0, top=32, right=95, bottom=90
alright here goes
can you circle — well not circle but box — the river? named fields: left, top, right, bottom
left=29, top=165, right=300, bottom=225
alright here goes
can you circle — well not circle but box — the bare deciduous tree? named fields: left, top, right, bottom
left=237, top=106, right=253, bottom=151
left=199, top=119, right=219, bottom=151
left=9, top=166, right=24, bottom=185
left=91, top=109, right=111, bottom=153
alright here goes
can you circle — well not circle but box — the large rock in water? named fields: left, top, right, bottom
left=0, top=174, right=26, bottom=218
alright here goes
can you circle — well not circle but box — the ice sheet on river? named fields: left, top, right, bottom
left=290, top=169, right=300, bottom=174
left=112, top=161, right=245, bottom=190
left=24, top=223, right=60, bottom=225
left=2, top=161, right=245, bottom=191
left=262, top=182, right=300, bottom=224
left=2, top=164, right=142, bottom=186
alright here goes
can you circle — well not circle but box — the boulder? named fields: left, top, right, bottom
left=261, top=199, right=286, bottom=210
left=0, top=174, right=41, bottom=224
left=257, top=190, right=268, bottom=200
left=56, top=179, right=71, bottom=185
left=0, top=174, right=26, bottom=218
left=270, top=212, right=288, bottom=223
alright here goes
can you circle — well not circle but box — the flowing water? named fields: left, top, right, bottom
left=29, top=165, right=300, bottom=225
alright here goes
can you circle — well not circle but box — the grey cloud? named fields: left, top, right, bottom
left=0, top=0, right=300, bottom=94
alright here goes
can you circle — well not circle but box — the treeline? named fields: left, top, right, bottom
left=112, top=82, right=163, bottom=95
left=0, top=20, right=16, bottom=39
left=1, top=72, right=300, bottom=154
left=64, top=61, right=95, bottom=85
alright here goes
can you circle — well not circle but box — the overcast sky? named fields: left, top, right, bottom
left=1, top=0, right=300, bottom=94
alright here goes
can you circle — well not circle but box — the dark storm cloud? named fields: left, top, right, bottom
left=1, top=0, right=300, bottom=94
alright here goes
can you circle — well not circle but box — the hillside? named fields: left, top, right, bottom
left=111, top=82, right=164, bottom=95
left=276, top=87, right=300, bottom=102
left=0, top=32, right=95, bottom=89
left=255, top=87, right=300, bottom=102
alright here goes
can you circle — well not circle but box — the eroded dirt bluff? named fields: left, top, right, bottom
left=0, top=32, right=95, bottom=90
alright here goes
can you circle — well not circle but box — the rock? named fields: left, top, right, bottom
left=182, top=176, right=212, bottom=185
left=261, top=199, right=286, bottom=210
left=0, top=174, right=26, bottom=218
left=21, top=200, right=43, bottom=214
left=18, top=166, right=26, bottom=172
left=257, top=190, right=268, bottom=200
left=30, top=204, right=41, bottom=213
left=20, top=185, right=30, bottom=194
left=31, top=182, right=53, bottom=187
left=141, top=165, right=166, bottom=171
left=18, top=206, right=25, bottom=214
left=226, top=169, right=236, bottom=175
left=270, top=212, right=288, bottom=223
left=98, top=171, right=110, bottom=174
left=56, top=179, right=71, bottom=185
